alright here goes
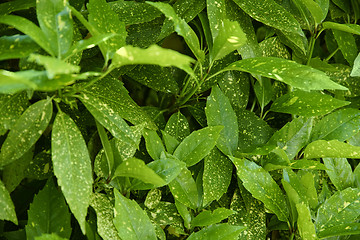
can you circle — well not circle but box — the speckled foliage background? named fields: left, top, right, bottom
left=1, top=0, right=360, bottom=239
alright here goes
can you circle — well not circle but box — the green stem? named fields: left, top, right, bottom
left=306, top=35, right=316, bottom=65
left=69, top=6, right=100, bottom=36
left=324, top=47, right=339, bottom=62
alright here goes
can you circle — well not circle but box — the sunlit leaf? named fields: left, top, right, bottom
left=187, top=224, right=246, bottom=240
left=0, top=35, right=40, bottom=61
left=0, top=179, right=17, bottom=224
left=304, top=140, right=360, bottom=159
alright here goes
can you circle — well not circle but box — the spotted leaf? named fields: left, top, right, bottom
left=165, top=111, right=190, bottom=142
left=143, top=129, right=165, bottom=160
left=0, top=179, right=17, bottom=224
left=187, top=223, right=246, bottom=240
left=0, top=35, right=40, bottom=61
left=191, top=208, right=236, bottom=227
left=51, top=111, right=93, bottom=234
left=304, top=140, right=360, bottom=159
left=113, top=189, right=157, bottom=240
left=323, top=158, right=354, bottom=191
left=322, top=22, right=360, bottom=35
left=0, top=98, right=52, bottom=167
left=296, top=202, right=317, bottom=240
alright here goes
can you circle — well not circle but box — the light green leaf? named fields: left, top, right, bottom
left=231, top=157, right=289, bottom=222
left=0, top=15, right=53, bottom=56
left=206, top=86, right=238, bottom=156
left=144, top=189, right=162, bottom=210
left=0, top=179, right=17, bottom=224
left=36, top=0, right=73, bottom=58
left=34, top=233, right=67, bottom=240
left=304, top=140, right=360, bottom=159
left=191, top=208, right=236, bottom=227
left=296, top=202, right=317, bottom=240
left=322, top=22, right=360, bottom=35
left=203, top=148, right=233, bottom=206
left=0, top=35, right=40, bottom=61
left=270, top=90, right=349, bottom=117
left=254, top=78, right=273, bottom=109
left=187, top=224, right=246, bottom=240
left=317, top=223, right=360, bottom=238
left=109, top=0, right=161, bottom=25
left=316, top=0, right=329, bottom=22
left=0, top=0, right=35, bottom=15
left=80, top=77, right=156, bottom=129
left=323, top=158, right=354, bottom=190
left=162, top=131, right=180, bottom=154
left=25, top=179, right=71, bottom=240
left=113, top=158, right=165, bottom=187
left=0, top=99, right=52, bottom=167
left=168, top=167, right=198, bottom=209
left=51, top=111, right=93, bottom=234
left=295, top=0, right=324, bottom=25
left=28, top=54, right=80, bottom=79
left=220, top=57, right=347, bottom=91
left=143, top=129, right=165, bottom=160
left=87, top=0, right=126, bottom=62
left=311, top=108, right=360, bottom=142
left=90, top=193, right=120, bottom=240
left=315, top=188, right=360, bottom=237
left=111, top=45, right=195, bottom=78
left=333, top=29, right=358, bottom=66
left=113, top=189, right=157, bottom=240
left=147, top=2, right=205, bottom=62
left=173, top=126, right=223, bottom=166
left=165, top=112, right=190, bottom=142
left=0, top=91, right=29, bottom=132
left=351, top=53, right=360, bottom=77
left=289, top=160, right=327, bottom=170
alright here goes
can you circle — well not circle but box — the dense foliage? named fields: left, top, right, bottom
left=1, top=0, right=360, bottom=239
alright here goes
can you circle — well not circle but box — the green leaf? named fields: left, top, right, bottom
left=147, top=201, right=184, bottom=232
left=270, top=90, right=349, bottom=117
left=267, top=117, right=312, bottom=160
left=0, top=15, right=53, bottom=56
left=311, top=108, right=360, bottom=142
left=34, top=233, right=67, bottom=240
left=113, top=158, right=165, bottom=187
left=203, top=148, right=233, bottom=206
left=259, top=36, right=291, bottom=59
left=231, top=157, right=289, bottom=222
left=295, top=0, right=324, bottom=25
left=109, top=0, right=161, bottom=25
left=0, top=0, right=35, bottom=15
left=220, top=57, right=347, bottom=91
left=0, top=99, right=52, bottom=167
left=80, top=77, right=156, bottom=129
left=25, top=179, right=71, bottom=240
left=113, top=189, right=157, bottom=240
left=51, top=111, right=93, bottom=234
left=0, top=35, right=40, bottom=61
left=162, top=131, right=180, bottom=154
left=165, top=112, right=190, bottom=142
left=36, top=0, right=73, bottom=58
left=143, top=129, right=165, bottom=160
left=296, top=202, right=317, bottom=240
left=316, top=223, right=360, bottom=238
left=289, top=159, right=327, bottom=170
left=28, top=54, right=80, bottom=79
left=351, top=53, right=360, bottom=77
left=147, top=2, right=205, bottom=62
left=333, top=29, right=358, bottom=66
left=0, top=91, right=29, bottom=132
left=0, top=179, right=17, bottom=224
left=168, top=167, right=198, bottom=209
left=78, top=89, right=136, bottom=146
left=206, top=86, right=238, bottom=156
left=254, top=78, right=273, bottom=109
left=323, top=158, right=354, bottom=190
left=87, top=0, right=126, bottom=62
left=90, top=193, right=120, bottom=240
left=187, top=224, right=246, bottom=240
left=111, top=45, right=195, bottom=78
left=304, top=140, right=360, bottom=159
left=173, top=126, right=223, bottom=166
left=144, top=189, right=162, bottom=210
left=191, top=208, right=236, bottom=227
left=322, top=22, right=360, bottom=35
left=315, top=188, right=360, bottom=237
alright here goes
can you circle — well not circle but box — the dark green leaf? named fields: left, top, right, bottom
left=304, top=140, right=360, bottom=159
left=25, top=179, right=71, bottom=240
left=231, top=157, right=289, bottom=222
left=87, top=0, right=126, bottom=62
left=220, top=57, right=347, bottom=91
left=0, top=35, right=40, bottom=61
left=0, top=0, right=35, bottom=15
left=168, top=167, right=198, bottom=209
left=147, top=2, right=205, bottom=62
left=0, top=99, right=52, bottom=167
left=113, top=158, right=165, bottom=187
left=146, top=201, right=184, bottom=230
left=173, top=126, right=223, bottom=166
left=165, top=111, right=190, bottom=142
left=111, top=45, right=195, bottom=78
left=206, top=86, right=238, bottom=155
left=270, top=90, right=349, bottom=117
left=51, top=111, right=93, bottom=234
left=203, top=148, right=233, bottom=206
left=143, top=129, right=166, bottom=160
left=259, top=37, right=291, bottom=59
left=187, top=224, right=246, bottom=240
left=113, top=189, right=157, bottom=240
left=333, top=29, right=358, bottom=66
left=191, top=208, right=236, bottom=227
left=254, top=78, right=273, bottom=109
left=323, top=158, right=354, bottom=190
left=0, top=179, right=17, bottom=224
left=90, top=193, right=120, bottom=240
left=0, top=91, right=29, bottom=132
